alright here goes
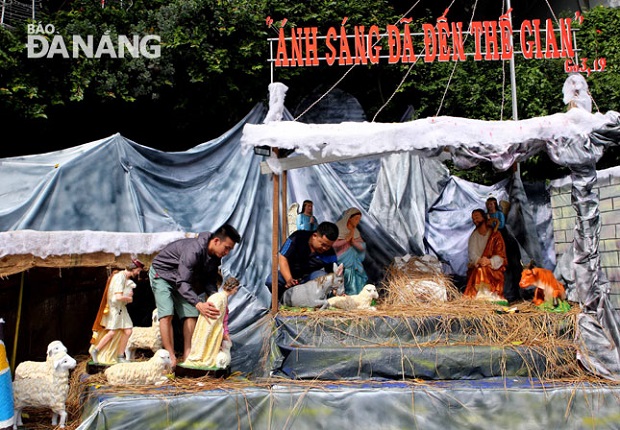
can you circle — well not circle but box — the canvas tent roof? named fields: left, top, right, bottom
left=0, top=107, right=274, bottom=296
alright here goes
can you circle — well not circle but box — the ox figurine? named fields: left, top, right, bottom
left=519, top=261, right=567, bottom=307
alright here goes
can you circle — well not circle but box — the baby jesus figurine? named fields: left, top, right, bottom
left=183, top=277, right=240, bottom=368
left=122, top=281, right=135, bottom=301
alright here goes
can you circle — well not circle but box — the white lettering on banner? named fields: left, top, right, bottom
left=26, top=23, right=161, bottom=59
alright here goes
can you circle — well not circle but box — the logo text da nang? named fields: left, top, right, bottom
left=26, top=24, right=161, bottom=59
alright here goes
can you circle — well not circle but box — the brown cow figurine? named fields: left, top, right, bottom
left=519, top=261, right=567, bottom=307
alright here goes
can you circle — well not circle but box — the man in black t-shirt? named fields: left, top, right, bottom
left=266, top=221, right=339, bottom=301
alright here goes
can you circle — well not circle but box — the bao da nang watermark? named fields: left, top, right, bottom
left=26, top=24, right=161, bottom=59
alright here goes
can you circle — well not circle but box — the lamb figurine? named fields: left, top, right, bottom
left=327, top=284, right=379, bottom=311
left=13, top=351, right=77, bottom=429
left=104, top=349, right=172, bottom=386
left=125, top=309, right=163, bottom=361
left=14, top=340, right=68, bottom=381
left=215, top=339, right=233, bottom=369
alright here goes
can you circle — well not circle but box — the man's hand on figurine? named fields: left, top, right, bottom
left=285, top=278, right=300, bottom=288
left=196, top=301, right=220, bottom=319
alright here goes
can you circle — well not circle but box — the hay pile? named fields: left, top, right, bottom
left=380, top=255, right=459, bottom=306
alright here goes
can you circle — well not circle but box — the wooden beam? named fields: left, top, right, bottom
left=259, top=152, right=391, bottom=174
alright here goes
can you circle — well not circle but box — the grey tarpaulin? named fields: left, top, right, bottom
left=271, top=315, right=561, bottom=380
left=76, top=379, right=620, bottom=430
left=369, top=153, right=451, bottom=256
left=0, top=105, right=277, bottom=314
left=551, top=121, right=620, bottom=379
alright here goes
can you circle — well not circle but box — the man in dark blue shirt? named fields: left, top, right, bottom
left=266, top=221, right=339, bottom=302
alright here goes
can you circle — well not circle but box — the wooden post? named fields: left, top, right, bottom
left=281, top=170, right=288, bottom=243
left=271, top=172, right=280, bottom=314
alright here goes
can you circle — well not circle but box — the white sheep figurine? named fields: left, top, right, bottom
left=13, top=351, right=77, bottom=429
left=215, top=339, right=233, bottom=369
left=105, top=349, right=172, bottom=386
left=14, top=340, right=68, bottom=381
left=327, top=284, right=379, bottom=311
left=125, top=309, right=163, bottom=361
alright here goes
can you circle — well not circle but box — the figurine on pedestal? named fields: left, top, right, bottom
left=183, top=277, right=239, bottom=369
left=89, top=259, right=145, bottom=364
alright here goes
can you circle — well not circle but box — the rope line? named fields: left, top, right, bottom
left=297, top=0, right=424, bottom=122
left=372, top=58, right=420, bottom=122
left=435, top=0, right=479, bottom=116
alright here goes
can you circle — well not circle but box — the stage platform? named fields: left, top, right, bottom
left=271, top=313, right=576, bottom=380
left=67, top=311, right=620, bottom=429
left=77, top=378, right=620, bottom=430
left=275, top=344, right=562, bottom=380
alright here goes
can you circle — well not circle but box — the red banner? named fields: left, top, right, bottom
left=267, top=11, right=605, bottom=73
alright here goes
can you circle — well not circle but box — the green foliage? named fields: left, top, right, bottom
left=576, top=6, right=620, bottom=112
left=0, top=25, right=48, bottom=118
left=0, top=1, right=619, bottom=173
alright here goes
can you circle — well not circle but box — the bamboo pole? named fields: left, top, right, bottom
left=271, top=172, right=280, bottom=314
left=11, top=271, right=25, bottom=374
left=506, top=0, right=521, bottom=177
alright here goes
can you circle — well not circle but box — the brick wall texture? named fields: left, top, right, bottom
left=549, top=166, right=620, bottom=308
